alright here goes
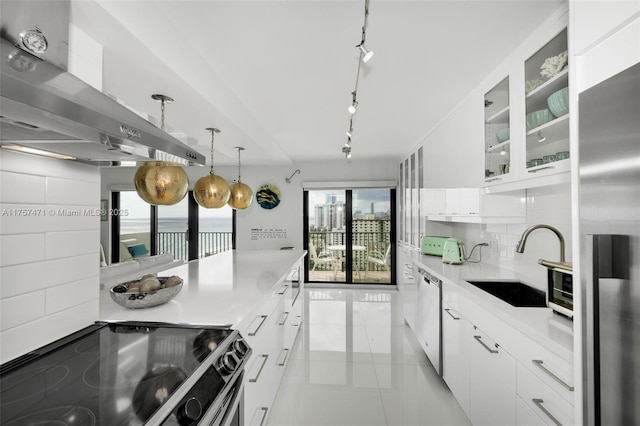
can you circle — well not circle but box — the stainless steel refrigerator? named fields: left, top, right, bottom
left=580, top=61, right=640, bottom=425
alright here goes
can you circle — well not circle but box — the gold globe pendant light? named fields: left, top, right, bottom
left=193, top=128, right=230, bottom=208
left=228, top=147, right=253, bottom=210
left=134, top=94, right=188, bottom=205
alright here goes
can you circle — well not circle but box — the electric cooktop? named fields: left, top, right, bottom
left=0, top=321, right=235, bottom=425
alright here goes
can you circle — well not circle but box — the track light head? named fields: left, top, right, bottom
left=348, top=102, right=358, bottom=114
left=358, top=44, right=374, bottom=63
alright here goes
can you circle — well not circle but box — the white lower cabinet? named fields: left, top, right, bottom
left=517, top=396, right=546, bottom=425
left=241, top=262, right=304, bottom=426
left=516, top=362, right=574, bottom=425
left=442, top=303, right=470, bottom=416
left=440, top=280, right=573, bottom=426
left=468, top=325, right=516, bottom=426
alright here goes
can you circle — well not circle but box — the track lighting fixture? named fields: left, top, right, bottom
left=348, top=92, right=358, bottom=114
left=537, top=130, right=547, bottom=143
left=358, top=44, right=374, bottom=63
left=342, top=145, right=352, bottom=159
left=340, top=0, right=373, bottom=160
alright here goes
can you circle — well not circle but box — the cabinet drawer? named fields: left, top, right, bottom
left=516, top=395, right=546, bottom=426
left=516, top=362, right=574, bottom=425
left=510, top=331, right=574, bottom=403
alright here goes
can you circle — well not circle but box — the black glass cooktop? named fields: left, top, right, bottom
left=0, top=322, right=231, bottom=426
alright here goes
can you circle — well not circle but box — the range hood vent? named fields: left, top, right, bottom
left=0, top=0, right=205, bottom=166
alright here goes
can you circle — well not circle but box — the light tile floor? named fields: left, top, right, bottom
left=266, top=288, right=471, bottom=426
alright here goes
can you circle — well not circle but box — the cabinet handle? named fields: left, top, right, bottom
left=292, top=315, right=302, bottom=327
left=277, top=311, right=290, bottom=326
left=444, top=308, right=460, bottom=320
left=249, top=354, right=269, bottom=383
left=251, top=407, right=269, bottom=426
left=528, top=166, right=555, bottom=173
left=277, top=348, right=290, bottom=366
left=485, top=177, right=502, bottom=182
left=473, top=335, right=499, bottom=353
left=532, top=359, right=575, bottom=391
left=275, top=285, right=288, bottom=295
left=532, top=398, right=562, bottom=426
left=248, top=315, right=268, bottom=336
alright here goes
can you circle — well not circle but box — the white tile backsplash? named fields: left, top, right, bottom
left=46, top=177, right=100, bottom=205
left=0, top=171, right=46, bottom=203
left=46, top=277, right=98, bottom=315
left=0, top=292, right=45, bottom=331
left=46, top=230, right=100, bottom=260
left=0, top=254, right=97, bottom=299
left=0, top=301, right=98, bottom=363
left=0, top=204, right=99, bottom=234
left=0, top=234, right=46, bottom=266
left=0, top=150, right=99, bottom=364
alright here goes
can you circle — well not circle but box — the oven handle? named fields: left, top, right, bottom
left=201, top=370, right=246, bottom=426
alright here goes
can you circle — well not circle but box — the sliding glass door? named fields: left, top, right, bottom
left=305, top=188, right=395, bottom=284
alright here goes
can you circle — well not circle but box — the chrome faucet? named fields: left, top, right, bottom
left=515, top=224, right=566, bottom=263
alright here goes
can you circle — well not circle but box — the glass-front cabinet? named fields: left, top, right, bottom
left=482, top=18, right=570, bottom=191
left=524, top=28, right=569, bottom=175
left=484, top=77, right=511, bottom=184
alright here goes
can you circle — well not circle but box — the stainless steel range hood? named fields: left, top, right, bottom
left=0, top=0, right=205, bottom=166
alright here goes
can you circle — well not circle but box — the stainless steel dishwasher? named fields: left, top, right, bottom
left=416, top=267, right=442, bottom=376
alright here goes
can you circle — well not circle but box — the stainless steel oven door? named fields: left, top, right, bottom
left=200, top=371, right=245, bottom=426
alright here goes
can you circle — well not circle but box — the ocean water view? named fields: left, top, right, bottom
left=120, top=217, right=232, bottom=233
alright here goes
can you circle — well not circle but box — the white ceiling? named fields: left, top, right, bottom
left=70, top=0, right=563, bottom=166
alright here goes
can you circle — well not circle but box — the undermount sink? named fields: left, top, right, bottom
left=465, top=280, right=547, bottom=308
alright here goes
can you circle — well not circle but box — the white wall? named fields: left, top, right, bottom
left=101, top=158, right=397, bottom=255
left=0, top=150, right=100, bottom=363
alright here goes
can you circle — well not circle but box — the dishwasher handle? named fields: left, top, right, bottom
left=418, top=268, right=441, bottom=288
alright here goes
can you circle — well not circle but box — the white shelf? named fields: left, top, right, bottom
left=486, top=106, right=510, bottom=124
left=526, top=114, right=569, bottom=147
left=487, top=140, right=511, bottom=154
left=525, top=157, right=570, bottom=173
left=526, top=68, right=568, bottom=101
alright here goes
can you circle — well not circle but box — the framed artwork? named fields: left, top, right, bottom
left=256, top=184, right=281, bottom=209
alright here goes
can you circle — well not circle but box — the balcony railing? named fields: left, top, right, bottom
left=157, top=231, right=233, bottom=261
left=308, top=231, right=390, bottom=272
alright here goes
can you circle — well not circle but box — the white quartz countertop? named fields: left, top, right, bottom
left=405, top=246, right=574, bottom=359
left=100, top=249, right=306, bottom=328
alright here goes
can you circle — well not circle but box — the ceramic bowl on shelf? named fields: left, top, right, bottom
left=543, top=154, right=556, bottom=164
left=110, top=275, right=183, bottom=309
left=526, top=109, right=553, bottom=130
left=556, top=151, right=570, bottom=160
left=496, top=128, right=510, bottom=143
left=529, top=158, right=544, bottom=167
left=547, top=87, right=569, bottom=117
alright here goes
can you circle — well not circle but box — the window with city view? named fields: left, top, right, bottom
left=306, top=188, right=394, bottom=284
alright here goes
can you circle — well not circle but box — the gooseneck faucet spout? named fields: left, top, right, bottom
left=515, top=224, right=566, bottom=263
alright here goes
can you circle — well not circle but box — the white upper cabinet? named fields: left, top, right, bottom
left=424, top=188, right=525, bottom=224
left=481, top=11, right=571, bottom=193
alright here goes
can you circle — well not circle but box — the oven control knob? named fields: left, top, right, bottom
left=177, top=397, right=202, bottom=425
left=232, top=338, right=249, bottom=357
left=219, top=351, right=238, bottom=375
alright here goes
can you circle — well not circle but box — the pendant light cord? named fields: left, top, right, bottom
left=236, top=148, right=242, bottom=183
left=160, top=100, right=166, bottom=130
left=209, top=131, right=215, bottom=174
